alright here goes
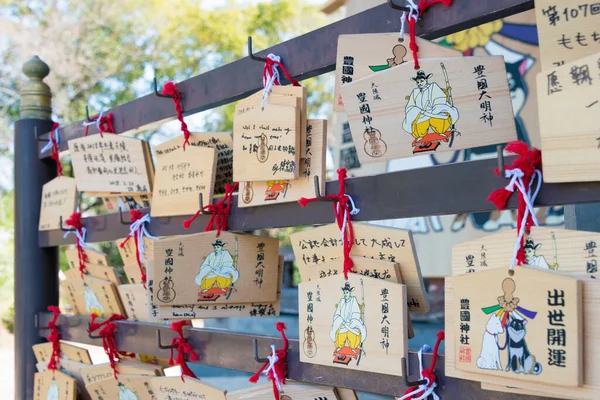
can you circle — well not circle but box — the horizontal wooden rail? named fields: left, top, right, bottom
left=36, top=313, right=547, bottom=399
left=38, top=0, right=534, bottom=158
left=39, top=156, right=600, bottom=247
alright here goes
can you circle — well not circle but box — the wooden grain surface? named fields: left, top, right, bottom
left=32, top=341, right=92, bottom=364
left=85, top=374, right=155, bottom=400
left=34, top=370, right=76, bottom=400
left=38, top=176, right=77, bottom=231
left=228, top=381, right=338, bottom=400
left=151, top=376, right=227, bottom=400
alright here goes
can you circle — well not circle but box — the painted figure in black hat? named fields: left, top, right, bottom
left=330, top=281, right=367, bottom=358
left=194, top=238, right=239, bottom=296
left=402, top=67, right=459, bottom=150
left=524, top=237, right=557, bottom=270
left=117, top=381, right=138, bottom=400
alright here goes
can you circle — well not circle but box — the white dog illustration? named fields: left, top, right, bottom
left=477, top=313, right=504, bottom=370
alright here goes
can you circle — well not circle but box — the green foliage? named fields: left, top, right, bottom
left=2, top=304, right=14, bottom=334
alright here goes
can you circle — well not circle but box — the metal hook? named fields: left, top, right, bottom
left=198, top=193, right=205, bottom=213
left=85, top=105, right=93, bottom=122
left=59, top=216, right=76, bottom=232
left=34, top=314, right=50, bottom=330
left=402, top=357, right=427, bottom=386
left=34, top=126, right=50, bottom=142
left=248, top=36, right=267, bottom=63
left=153, top=76, right=176, bottom=99
left=314, top=175, right=336, bottom=202
left=497, top=144, right=506, bottom=177
left=388, top=0, right=412, bottom=12
left=253, top=339, right=270, bottom=363
left=156, top=330, right=178, bottom=350
left=118, top=207, right=130, bottom=225
left=87, top=322, right=102, bottom=339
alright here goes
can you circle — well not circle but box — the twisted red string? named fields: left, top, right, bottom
left=263, top=58, right=301, bottom=87
left=87, top=314, right=127, bottom=379
left=65, top=212, right=88, bottom=277
left=183, top=183, right=239, bottom=236
left=119, top=209, right=147, bottom=288
left=487, top=141, right=542, bottom=266
left=402, top=331, right=445, bottom=399
left=162, top=82, right=191, bottom=150
left=407, top=0, right=453, bottom=69
left=299, top=169, right=355, bottom=278
left=168, top=320, right=198, bottom=381
left=50, top=122, right=62, bottom=176
left=46, top=306, right=61, bottom=371
left=84, top=113, right=115, bottom=137
left=249, top=322, right=288, bottom=400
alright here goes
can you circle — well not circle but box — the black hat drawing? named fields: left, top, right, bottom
left=523, top=238, right=541, bottom=250
left=341, top=282, right=355, bottom=292
left=117, top=382, right=125, bottom=387
left=411, top=70, right=433, bottom=81
left=212, top=239, right=226, bottom=247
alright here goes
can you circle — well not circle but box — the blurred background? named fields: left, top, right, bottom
left=0, top=0, right=557, bottom=397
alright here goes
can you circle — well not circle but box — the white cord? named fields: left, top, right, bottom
left=40, top=125, right=60, bottom=154
left=263, top=344, right=284, bottom=393
left=399, top=0, right=419, bottom=41
left=63, top=227, right=95, bottom=250
left=82, top=110, right=104, bottom=132
left=261, top=54, right=282, bottom=109
left=397, top=345, right=439, bottom=400
left=337, top=194, right=360, bottom=245
left=127, top=213, right=159, bottom=263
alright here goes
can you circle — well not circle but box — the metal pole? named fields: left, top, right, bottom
left=14, top=56, right=58, bottom=399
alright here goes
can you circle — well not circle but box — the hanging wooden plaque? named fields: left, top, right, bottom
left=68, top=135, right=154, bottom=194
left=63, top=270, right=126, bottom=318
left=537, top=52, right=600, bottom=182
left=34, top=370, right=77, bottom=400
left=61, top=280, right=83, bottom=315
left=151, top=135, right=217, bottom=217
left=81, top=264, right=121, bottom=286
left=36, top=359, right=92, bottom=400
left=118, top=284, right=147, bottom=321
left=65, top=247, right=109, bottom=269
left=452, top=266, right=582, bottom=387
left=535, top=0, right=600, bottom=70
left=299, top=274, right=408, bottom=376
left=147, top=256, right=283, bottom=320
left=239, top=120, right=327, bottom=208
left=151, top=376, right=227, bottom=400
left=39, top=176, right=78, bottom=231
left=340, top=56, right=516, bottom=164
left=152, top=231, right=279, bottom=306
left=81, top=362, right=160, bottom=386
left=334, top=33, right=462, bottom=111
left=290, top=222, right=428, bottom=312
left=86, top=374, right=155, bottom=400
left=233, top=102, right=300, bottom=181
left=117, top=236, right=153, bottom=267
left=33, top=341, right=92, bottom=364
left=228, top=381, right=337, bottom=400
left=123, top=263, right=144, bottom=285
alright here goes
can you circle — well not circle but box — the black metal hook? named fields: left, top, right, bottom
left=157, top=330, right=178, bottom=350
left=402, top=357, right=427, bottom=386
left=153, top=76, right=176, bottom=99
left=248, top=36, right=267, bottom=63
left=87, top=322, right=102, bottom=339
left=314, top=175, right=336, bottom=202
left=118, top=207, right=130, bottom=225
left=497, top=144, right=506, bottom=177
left=198, top=193, right=205, bottom=213
left=85, top=105, right=93, bottom=122
left=253, top=339, right=270, bottom=363
left=34, top=126, right=50, bottom=142
left=388, top=0, right=412, bottom=12
left=34, top=314, right=50, bottom=330
left=59, top=216, right=76, bottom=232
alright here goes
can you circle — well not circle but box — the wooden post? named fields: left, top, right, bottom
left=14, top=56, right=58, bottom=399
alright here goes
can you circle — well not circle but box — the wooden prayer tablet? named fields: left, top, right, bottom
left=61, top=280, right=83, bottom=315
left=452, top=226, right=600, bottom=278
left=68, top=134, right=154, bottom=194
left=39, top=176, right=77, bottom=231
left=82, top=264, right=121, bottom=286
left=117, top=236, right=153, bottom=267
left=152, top=231, right=279, bottom=307
left=340, top=56, right=516, bottom=164
left=334, top=33, right=462, bottom=111
left=151, top=135, right=217, bottom=217
left=452, top=266, right=582, bottom=387
left=239, top=119, right=327, bottom=208
left=36, top=359, right=92, bottom=400
left=290, top=222, right=428, bottom=312
left=123, top=263, right=144, bottom=285
left=34, top=370, right=77, bottom=400
left=537, top=52, right=600, bottom=182
left=95, top=193, right=152, bottom=211
left=228, top=381, right=337, bottom=400
left=147, top=255, right=284, bottom=320
left=298, top=274, right=408, bottom=376
left=151, top=376, right=227, bottom=400
left=118, top=284, right=147, bottom=321
left=480, top=382, right=567, bottom=399
left=63, top=269, right=126, bottom=318
left=86, top=374, right=155, bottom=400
left=535, top=0, right=600, bottom=70
left=81, top=362, right=160, bottom=386
left=65, top=247, right=109, bottom=269
left=33, top=341, right=92, bottom=364
left=233, top=102, right=301, bottom=181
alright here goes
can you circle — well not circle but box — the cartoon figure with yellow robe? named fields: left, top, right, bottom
left=403, top=66, right=460, bottom=154
left=330, top=280, right=367, bottom=366
left=195, top=238, right=239, bottom=301
left=84, top=282, right=104, bottom=316
left=46, top=376, right=59, bottom=400
left=117, top=382, right=139, bottom=400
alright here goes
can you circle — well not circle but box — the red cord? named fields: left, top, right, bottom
left=162, top=82, right=191, bottom=150
left=65, top=212, right=88, bottom=277
left=183, top=183, right=238, bottom=236
left=168, top=320, right=199, bottom=381
left=249, top=322, right=288, bottom=400
left=407, top=0, right=453, bottom=69
left=87, top=314, right=127, bottom=378
left=84, top=113, right=115, bottom=137
left=402, top=331, right=445, bottom=398
left=263, top=58, right=301, bottom=87
left=50, top=122, right=62, bottom=176
left=299, top=169, right=355, bottom=278
left=487, top=141, right=541, bottom=265
left=46, top=306, right=61, bottom=371
left=119, top=210, right=147, bottom=287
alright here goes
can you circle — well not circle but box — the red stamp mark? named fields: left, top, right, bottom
left=458, top=346, right=472, bottom=363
